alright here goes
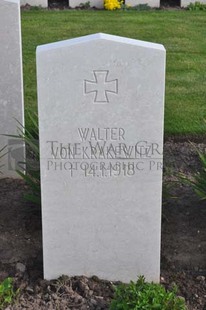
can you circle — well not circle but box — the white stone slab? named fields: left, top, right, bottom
left=125, top=0, right=160, bottom=7
left=20, top=0, right=47, bottom=7
left=69, top=0, right=103, bottom=8
left=0, top=0, right=24, bottom=178
left=181, top=0, right=206, bottom=6
left=37, top=33, right=165, bottom=283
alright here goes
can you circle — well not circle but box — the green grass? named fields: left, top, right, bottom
left=21, top=9, right=206, bottom=136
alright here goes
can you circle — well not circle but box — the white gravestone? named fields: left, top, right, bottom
left=0, top=0, right=24, bottom=178
left=69, top=0, right=103, bottom=8
left=20, top=0, right=48, bottom=7
left=181, top=0, right=206, bottom=6
left=37, top=33, right=166, bottom=282
left=125, top=0, right=160, bottom=7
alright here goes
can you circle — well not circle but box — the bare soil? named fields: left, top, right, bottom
left=0, top=140, right=206, bottom=309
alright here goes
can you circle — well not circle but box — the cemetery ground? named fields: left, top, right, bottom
left=1, top=8, right=206, bottom=310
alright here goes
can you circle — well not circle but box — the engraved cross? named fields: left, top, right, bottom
left=84, top=70, right=118, bottom=103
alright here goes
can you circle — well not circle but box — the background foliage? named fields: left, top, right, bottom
left=21, top=9, right=206, bottom=136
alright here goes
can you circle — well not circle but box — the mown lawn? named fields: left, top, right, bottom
left=22, top=9, right=206, bottom=136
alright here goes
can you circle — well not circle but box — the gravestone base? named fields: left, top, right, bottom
left=125, top=0, right=160, bottom=7
left=69, top=0, right=103, bottom=8
left=20, top=0, right=47, bottom=7
left=181, top=0, right=206, bottom=6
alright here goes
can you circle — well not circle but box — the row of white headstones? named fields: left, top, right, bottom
left=19, top=0, right=206, bottom=8
left=1, top=0, right=166, bottom=283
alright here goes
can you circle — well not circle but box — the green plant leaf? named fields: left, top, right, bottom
left=109, top=276, right=187, bottom=310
